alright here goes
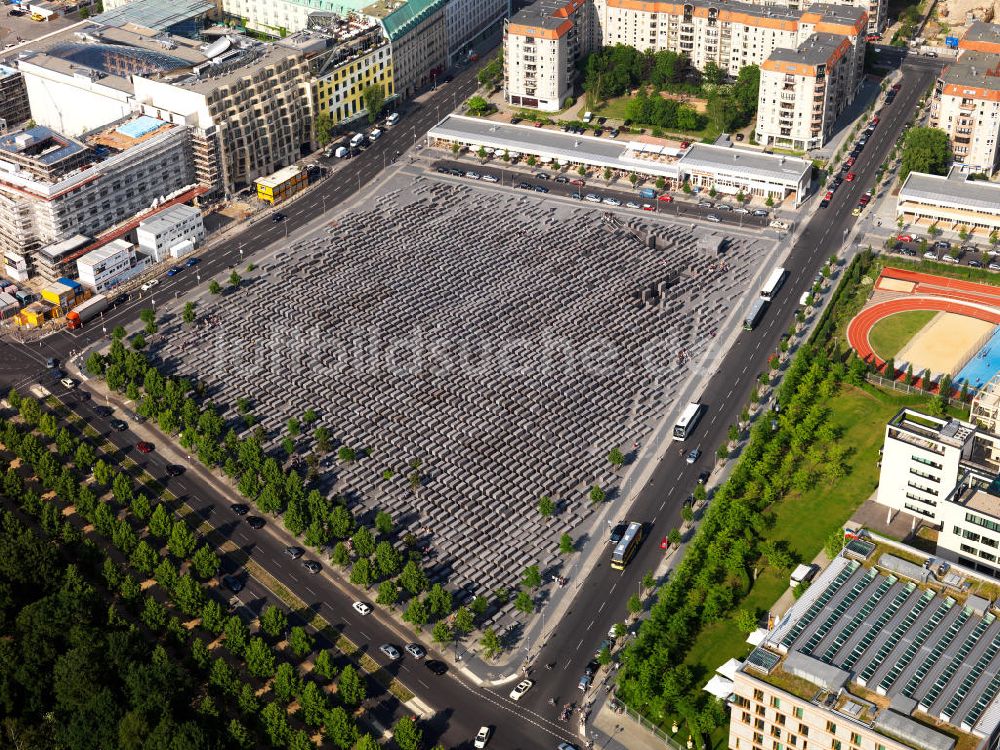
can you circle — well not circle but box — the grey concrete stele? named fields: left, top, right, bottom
left=150, top=175, right=772, bottom=626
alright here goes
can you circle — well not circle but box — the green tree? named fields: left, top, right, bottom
left=191, top=545, right=220, bottom=580
left=735, top=608, right=758, bottom=633
left=245, top=636, right=276, bottom=678
left=139, top=307, right=157, bottom=335
left=375, top=510, right=393, bottom=535
left=393, top=716, right=422, bottom=750
left=315, top=112, right=335, bottom=145
left=260, top=605, right=288, bottom=639
left=331, top=542, right=350, bottom=567
left=129, top=540, right=158, bottom=575
left=338, top=664, right=366, bottom=707
left=261, top=702, right=290, bottom=746
left=376, top=579, right=399, bottom=606
left=229, top=270, right=242, bottom=288
left=400, top=560, right=429, bottom=594
left=289, top=625, right=314, bottom=659
left=425, top=582, right=452, bottom=619
left=467, top=95, right=490, bottom=116
left=209, top=280, right=222, bottom=295
left=627, top=593, right=643, bottom=615
left=273, top=662, right=302, bottom=703
left=404, top=597, right=429, bottom=630
left=703, top=60, right=725, bottom=84
left=182, top=301, right=196, bottom=325
left=559, top=532, right=575, bottom=554
left=167, top=519, right=197, bottom=559
left=362, top=83, right=386, bottom=124
left=538, top=495, right=556, bottom=517
left=350, top=558, right=373, bottom=588
left=608, top=446, right=625, bottom=469
left=454, top=606, right=474, bottom=636
left=352, top=527, right=375, bottom=558
left=325, top=706, right=358, bottom=749
left=900, top=126, right=952, bottom=182
left=480, top=627, right=502, bottom=659
left=314, top=649, right=337, bottom=680
left=514, top=590, right=534, bottom=614
left=522, top=564, right=542, bottom=589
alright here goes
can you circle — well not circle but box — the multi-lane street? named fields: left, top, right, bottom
left=513, top=55, right=943, bottom=727
left=0, top=49, right=942, bottom=750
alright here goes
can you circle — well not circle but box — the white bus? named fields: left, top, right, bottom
left=673, top=402, right=704, bottom=441
left=760, top=267, right=787, bottom=301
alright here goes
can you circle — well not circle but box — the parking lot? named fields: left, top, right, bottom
left=0, top=6, right=81, bottom=51
left=431, top=159, right=773, bottom=229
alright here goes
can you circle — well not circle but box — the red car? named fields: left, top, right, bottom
left=892, top=83, right=902, bottom=91
left=824, top=191, right=833, bottom=201
left=845, top=172, right=856, bottom=182
left=660, top=536, right=669, bottom=550
left=897, top=234, right=913, bottom=243
left=871, top=115, right=880, bottom=125
left=657, top=194, right=674, bottom=203
left=570, top=178, right=585, bottom=186
left=136, top=441, right=153, bottom=454
left=679, top=141, right=691, bottom=149
left=846, top=157, right=856, bottom=167
left=642, top=204, right=655, bottom=211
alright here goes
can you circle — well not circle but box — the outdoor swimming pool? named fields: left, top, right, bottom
left=957, top=325, right=1000, bottom=388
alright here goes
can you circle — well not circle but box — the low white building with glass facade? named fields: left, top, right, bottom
left=76, top=239, right=149, bottom=293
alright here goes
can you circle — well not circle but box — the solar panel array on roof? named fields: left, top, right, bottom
left=845, top=538, right=875, bottom=559
left=745, top=648, right=781, bottom=675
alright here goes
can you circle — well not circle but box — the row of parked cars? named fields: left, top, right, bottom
left=892, top=237, right=1000, bottom=269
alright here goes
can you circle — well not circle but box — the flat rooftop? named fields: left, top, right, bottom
left=899, top=170, right=1000, bottom=214
left=676, top=143, right=811, bottom=185
left=138, top=202, right=200, bottom=232
left=888, top=408, right=976, bottom=448
left=940, top=51, right=1000, bottom=93
left=509, top=0, right=582, bottom=30
left=753, top=553, right=1000, bottom=741
left=77, top=238, right=133, bottom=267
left=960, top=21, right=1000, bottom=51
left=90, top=0, right=215, bottom=32
left=0, top=125, right=85, bottom=165
left=767, top=32, right=847, bottom=66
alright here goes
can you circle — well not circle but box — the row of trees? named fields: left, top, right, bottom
left=0, top=391, right=433, bottom=749
left=616, top=345, right=848, bottom=736
left=87, top=313, right=516, bottom=663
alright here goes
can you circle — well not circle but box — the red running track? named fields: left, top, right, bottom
left=882, top=267, right=1000, bottom=301
left=847, top=297, right=1000, bottom=368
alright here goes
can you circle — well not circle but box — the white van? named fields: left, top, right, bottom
left=799, top=291, right=811, bottom=307
left=349, top=132, right=365, bottom=148
left=370, top=128, right=382, bottom=140
left=582, top=111, right=593, bottom=123
left=770, top=219, right=791, bottom=230
left=334, top=146, right=348, bottom=158
left=386, top=112, right=400, bottom=126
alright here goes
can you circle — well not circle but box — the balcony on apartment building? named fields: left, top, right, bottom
left=960, top=100, right=978, bottom=111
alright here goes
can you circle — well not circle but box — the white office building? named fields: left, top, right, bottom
left=445, top=0, right=509, bottom=63
left=76, top=239, right=149, bottom=292
left=136, top=203, right=205, bottom=262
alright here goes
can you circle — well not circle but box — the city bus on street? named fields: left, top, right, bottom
left=760, top=267, right=787, bottom=301
left=611, top=521, right=644, bottom=570
left=744, top=299, right=768, bottom=330
left=673, top=402, right=704, bottom=441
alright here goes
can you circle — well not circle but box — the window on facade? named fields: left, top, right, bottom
left=794, top=708, right=804, bottom=720
left=826, top=723, right=836, bottom=735
left=850, top=733, right=861, bottom=746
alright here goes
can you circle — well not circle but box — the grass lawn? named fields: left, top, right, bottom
left=682, top=382, right=967, bottom=687
left=591, top=96, right=722, bottom=143
left=867, top=309, right=937, bottom=360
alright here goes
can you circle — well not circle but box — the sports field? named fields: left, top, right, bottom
left=867, top=310, right=936, bottom=361
left=896, top=312, right=994, bottom=377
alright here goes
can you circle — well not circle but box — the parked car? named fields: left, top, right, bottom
left=602, top=197, right=621, bottom=206
left=110, top=419, right=128, bottom=434
left=352, top=601, right=372, bottom=615
left=405, top=643, right=426, bottom=659
left=272, top=212, right=286, bottom=222
left=425, top=660, right=448, bottom=675
left=482, top=174, right=498, bottom=183
left=584, top=194, right=601, bottom=203
left=657, top=194, right=673, bottom=203
left=136, top=441, right=153, bottom=454
left=924, top=251, right=939, bottom=261
left=165, top=266, right=183, bottom=277
left=246, top=516, right=265, bottom=529
left=897, top=234, right=914, bottom=243
left=184, top=256, right=200, bottom=267
left=706, top=214, right=721, bottom=223
left=285, top=546, right=305, bottom=559
left=60, top=377, right=75, bottom=388
left=231, top=503, right=250, bottom=515
left=140, top=279, right=160, bottom=292
left=845, top=172, right=856, bottom=182
left=578, top=673, right=593, bottom=691
left=222, top=575, right=243, bottom=593
left=165, top=464, right=184, bottom=477
left=302, top=560, right=322, bottom=574
left=933, top=240, right=951, bottom=250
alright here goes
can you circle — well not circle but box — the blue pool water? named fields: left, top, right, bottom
left=956, top=325, right=1000, bottom=388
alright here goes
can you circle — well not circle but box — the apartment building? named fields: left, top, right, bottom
left=0, top=65, right=31, bottom=132
left=76, top=239, right=148, bottom=292
left=503, top=0, right=594, bottom=111
left=936, top=471, right=1000, bottom=577
left=220, top=0, right=354, bottom=38
left=445, top=0, right=509, bottom=64
left=729, top=551, right=1000, bottom=750
left=0, top=115, right=194, bottom=282
left=503, top=0, right=865, bottom=114
left=136, top=203, right=205, bottom=262
left=930, top=50, right=1000, bottom=175
left=875, top=408, right=988, bottom=524
left=132, top=39, right=315, bottom=195
left=372, top=0, right=449, bottom=98
left=298, top=16, right=395, bottom=126
left=756, top=31, right=862, bottom=150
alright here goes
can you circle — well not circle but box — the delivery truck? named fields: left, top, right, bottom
left=66, top=294, right=108, bottom=329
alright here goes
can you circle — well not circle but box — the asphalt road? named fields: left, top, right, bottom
left=0, top=51, right=941, bottom=750
left=430, top=160, right=772, bottom=230
left=509, top=56, right=943, bottom=729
